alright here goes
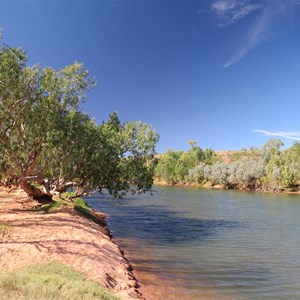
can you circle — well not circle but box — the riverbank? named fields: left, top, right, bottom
left=0, top=187, right=143, bottom=300
left=154, top=179, right=300, bottom=195
left=154, top=179, right=224, bottom=190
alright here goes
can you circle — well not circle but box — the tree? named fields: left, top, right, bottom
left=209, top=162, right=229, bottom=186
left=262, top=139, right=284, bottom=161
left=188, top=162, right=206, bottom=183
left=0, top=40, right=94, bottom=200
left=228, top=157, right=265, bottom=189
left=155, top=142, right=203, bottom=184
left=96, top=113, right=159, bottom=196
left=0, top=40, right=159, bottom=200
left=155, top=149, right=182, bottom=184
left=37, top=111, right=159, bottom=198
left=202, top=148, right=219, bottom=164
left=278, top=142, right=300, bottom=189
left=155, top=142, right=219, bottom=185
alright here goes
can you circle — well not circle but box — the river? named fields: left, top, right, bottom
left=86, top=186, right=300, bottom=300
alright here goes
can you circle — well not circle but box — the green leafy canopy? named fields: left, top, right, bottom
left=0, top=38, right=159, bottom=200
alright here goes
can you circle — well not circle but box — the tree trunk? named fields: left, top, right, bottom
left=54, top=181, right=78, bottom=193
left=24, top=149, right=41, bottom=177
left=20, top=180, right=52, bottom=203
left=43, top=179, right=51, bottom=195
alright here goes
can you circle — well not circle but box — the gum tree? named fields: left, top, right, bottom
left=0, top=40, right=159, bottom=200
left=39, top=111, right=159, bottom=198
left=0, top=41, right=94, bottom=200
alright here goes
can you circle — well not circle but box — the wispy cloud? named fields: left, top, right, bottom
left=253, top=129, right=300, bottom=141
left=211, top=0, right=300, bottom=68
left=212, top=0, right=262, bottom=27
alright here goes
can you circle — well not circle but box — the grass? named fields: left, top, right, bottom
left=0, top=261, right=120, bottom=300
left=37, top=192, right=106, bottom=226
left=37, top=199, right=65, bottom=213
left=0, top=223, right=14, bottom=261
left=72, top=197, right=106, bottom=226
left=0, top=193, right=119, bottom=299
left=36, top=192, right=89, bottom=214
left=0, top=223, right=12, bottom=243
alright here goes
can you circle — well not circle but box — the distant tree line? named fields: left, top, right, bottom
left=0, top=37, right=159, bottom=201
left=155, top=140, right=219, bottom=185
left=155, top=139, right=300, bottom=192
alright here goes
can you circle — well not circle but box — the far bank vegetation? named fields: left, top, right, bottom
left=155, top=139, right=300, bottom=192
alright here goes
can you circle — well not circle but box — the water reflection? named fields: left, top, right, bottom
left=104, top=205, right=240, bottom=245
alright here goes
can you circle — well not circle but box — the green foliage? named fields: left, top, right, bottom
left=228, top=157, right=265, bottom=188
left=0, top=40, right=95, bottom=179
left=38, top=111, right=159, bottom=197
left=207, top=162, right=230, bottom=186
left=0, top=261, right=120, bottom=300
left=95, top=113, right=159, bottom=196
left=0, top=39, right=159, bottom=199
left=230, top=146, right=261, bottom=162
left=188, top=162, right=206, bottom=184
left=161, top=138, right=300, bottom=192
left=155, top=142, right=219, bottom=184
left=277, top=142, right=300, bottom=189
left=155, top=149, right=182, bottom=184
left=202, top=148, right=219, bottom=164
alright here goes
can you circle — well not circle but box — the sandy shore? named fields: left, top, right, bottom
left=0, top=187, right=143, bottom=300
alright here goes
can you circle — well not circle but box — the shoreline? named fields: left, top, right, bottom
left=154, top=180, right=300, bottom=195
left=0, top=187, right=144, bottom=300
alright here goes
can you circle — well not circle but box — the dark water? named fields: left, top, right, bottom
left=86, top=186, right=300, bottom=300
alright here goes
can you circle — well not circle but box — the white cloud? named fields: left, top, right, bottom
left=223, top=6, right=269, bottom=67
left=214, top=0, right=300, bottom=68
left=212, top=0, right=262, bottom=27
left=253, top=129, right=300, bottom=141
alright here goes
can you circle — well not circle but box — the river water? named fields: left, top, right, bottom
left=86, top=186, right=300, bottom=300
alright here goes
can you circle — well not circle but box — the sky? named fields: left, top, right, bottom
left=1, top=0, right=300, bottom=153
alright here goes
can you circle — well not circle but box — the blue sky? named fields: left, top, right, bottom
left=1, top=0, right=300, bottom=153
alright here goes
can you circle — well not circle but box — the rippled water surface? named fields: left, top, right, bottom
left=86, top=186, right=300, bottom=300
